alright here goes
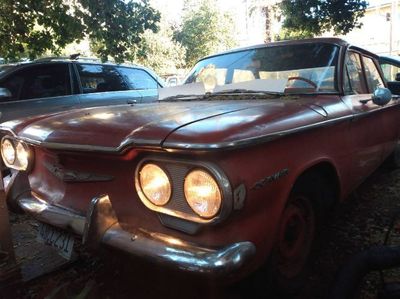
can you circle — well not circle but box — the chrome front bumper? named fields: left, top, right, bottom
left=18, top=193, right=256, bottom=278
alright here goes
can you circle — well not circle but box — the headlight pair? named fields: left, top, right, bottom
left=1, top=137, right=32, bottom=171
left=137, top=162, right=222, bottom=219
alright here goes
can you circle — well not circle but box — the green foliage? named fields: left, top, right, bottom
left=134, top=18, right=186, bottom=75
left=0, top=0, right=84, bottom=61
left=279, top=0, right=368, bottom=37
left=174, top=0, right=237, bottom=67
left=275, top=28, right=314, bottom=41
left=0, top=0, right=160, bottom=63
left=78, top=0, right=160, bottom=63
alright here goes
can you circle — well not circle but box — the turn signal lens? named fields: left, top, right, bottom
left=184, top=169, right=221, bottom=218
left=139, top=163, right=171, bottom=206
left=1, top=138, right=15, bottom=165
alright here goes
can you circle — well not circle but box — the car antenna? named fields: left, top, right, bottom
left=69, top=53, right=80, bottom=60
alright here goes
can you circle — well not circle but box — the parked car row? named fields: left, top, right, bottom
left=1, top=38, right=400, bottom=293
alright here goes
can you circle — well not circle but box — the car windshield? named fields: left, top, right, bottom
left=185, top=43, right=340, bottom=94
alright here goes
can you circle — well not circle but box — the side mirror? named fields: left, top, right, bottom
left=0, top=87, right=11, bottom=99
left=372, top=87, right=392, bottom=106
left=395, top=72, right=400, bottom=82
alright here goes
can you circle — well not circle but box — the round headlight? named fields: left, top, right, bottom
left=1, top=139, right=16, bottom=165
left=139, top=163, right=171, bottom=206
left=16, top=142, right=29, bottom=170
left=184, top=169, right=222, bottom=218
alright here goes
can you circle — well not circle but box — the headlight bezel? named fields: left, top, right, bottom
left=134, top=157, right=233, bottom=225
left=1, top=136, right=33, bottom=171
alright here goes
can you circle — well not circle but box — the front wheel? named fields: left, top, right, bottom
left=276, top=195, right=316, bottom=280
left=269, top=173, right=332, bottom=294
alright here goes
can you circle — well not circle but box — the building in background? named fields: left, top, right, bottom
left=339, top=0, right=400, bottom=56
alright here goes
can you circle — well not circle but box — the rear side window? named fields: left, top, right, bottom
left=363, top=57, right=384, bottom=92
left=117, top=67, right=158, bottom=90
left=0, top=63, right=70, bottom=101
left=77, top=64, right=128, bottom=93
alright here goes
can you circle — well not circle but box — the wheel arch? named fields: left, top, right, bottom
left=289, top=160, right=341, bottom=211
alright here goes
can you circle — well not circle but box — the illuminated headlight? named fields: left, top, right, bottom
left=16, top=142, right=30, bottom=170
left=1, top=137, right=32, bottom=171
left=184, top=169, right=222, bottom=218
left=138, top=163, right=171, bottom=206
left=1, top=138, right=16, bottom=165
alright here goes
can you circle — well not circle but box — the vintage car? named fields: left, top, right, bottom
left=1, top=38, right=399, bottom=290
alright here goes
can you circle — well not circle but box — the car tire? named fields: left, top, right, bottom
left=385, top=140, right=400, bottom=169
left=268, top=172, right=333, bottom=295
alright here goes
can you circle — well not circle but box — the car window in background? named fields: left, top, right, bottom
left=0, top=64, right=70, bottom=101
left=344, top=52, right=366, bottom=94
left=0, top=72, right=24, bottom=101
left=363, top=57, right=384, bottom=92
left=380, top=62, right=400, bottom=82
left=117, top=67, right=158, bottom=90
left=77, top=64, right=128, bottom=93
left=20, top=64, right=71, bottom=100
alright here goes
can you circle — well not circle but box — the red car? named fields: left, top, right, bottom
left=1, top=38, right=399, bottom=289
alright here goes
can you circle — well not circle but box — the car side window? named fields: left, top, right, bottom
left=117, top=67, right=158, bottom=90
left=20, top=64, right=71, bottom=100
left=0, top=73, right=24, bottom=101
left=380, top=62, right=400, bottom=82
left=344, top=52, right=367, bottom=94
left=363, top=57, right=384, bottom=92
left=77, top=64, right=128, bottom=94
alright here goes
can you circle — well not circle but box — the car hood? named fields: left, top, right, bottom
left=0, top=97, right=347, bottom=152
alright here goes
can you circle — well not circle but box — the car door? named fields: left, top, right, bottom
left=115, top=66, right=160, bottom=102
left=75, top=63, right=143, bottom=107
left=341, top=50, right=397, bottom=185
left=0, top=63, right=79, bottom=123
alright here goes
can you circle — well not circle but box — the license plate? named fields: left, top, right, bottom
left=37, top=222, right=75, bottom=260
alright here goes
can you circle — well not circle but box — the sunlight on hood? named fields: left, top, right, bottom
left=158, top=79, right=287, bottom=100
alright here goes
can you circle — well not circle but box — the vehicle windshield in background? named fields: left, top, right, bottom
left=185, top=43, right=340, bottom=93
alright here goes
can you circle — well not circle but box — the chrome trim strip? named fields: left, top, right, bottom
left=18, top=193, right=256, bottom=277
left=2, top=101, right=399, bottom=153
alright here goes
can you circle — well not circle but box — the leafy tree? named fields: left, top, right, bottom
left=0, top=0, right=83, bottom=61
left=78, top=0, right=160, bottom=63
left=0, top=0, right=160, bottom=62
left=279, top=0, right=368, bottom=37
left=174, top=0, right=237, bottom=67
left=134, top=18, right=186, bottom=75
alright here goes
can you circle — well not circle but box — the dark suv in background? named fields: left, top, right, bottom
left=0, top=57, right=164, bottom=122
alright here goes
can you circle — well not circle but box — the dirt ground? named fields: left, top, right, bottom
left=3, top=165, right=400, bottom=299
